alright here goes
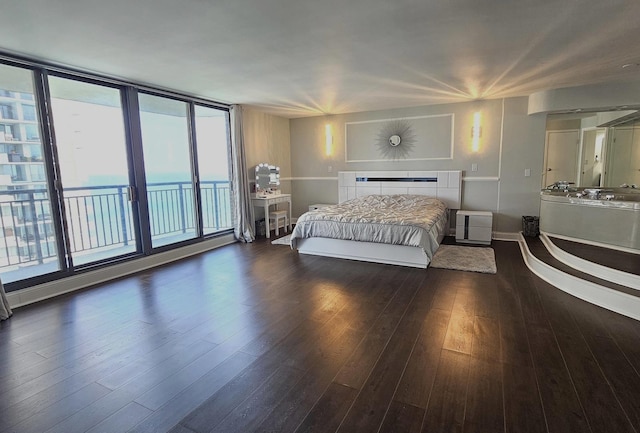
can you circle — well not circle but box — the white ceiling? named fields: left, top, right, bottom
left=2, top=0, right=640, bottom=118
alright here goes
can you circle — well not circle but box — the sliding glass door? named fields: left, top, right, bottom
left=48, top=76, right=139, bottom=266
left=0, top=64, right=60, bottom=282
left=0, top=54, right=233, bottom=290
left=138, top=94, right=197, bottom=248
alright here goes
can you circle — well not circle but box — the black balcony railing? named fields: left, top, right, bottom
left=0, top=180, right=232, bottom=268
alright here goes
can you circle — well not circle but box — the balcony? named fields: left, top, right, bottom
left=0, top=180, right=232, bottom=283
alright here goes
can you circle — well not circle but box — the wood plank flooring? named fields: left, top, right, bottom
left=1, top=237, right=639, bottom=433
left=548, top=235, right=640, bottom=276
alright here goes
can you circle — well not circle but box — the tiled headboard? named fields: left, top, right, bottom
left=338, top=170, right=462, bottom=209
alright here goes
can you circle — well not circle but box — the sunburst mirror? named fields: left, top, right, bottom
left=376, top=119, right=417, bottom=159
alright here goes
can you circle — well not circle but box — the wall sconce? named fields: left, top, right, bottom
left=471, top=111, right=481, bottom=152
left=325, top=124, right=333, bottom=156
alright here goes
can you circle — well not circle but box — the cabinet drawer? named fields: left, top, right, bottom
left=456, top=211, right=493, bottom=228
left=456, top=226, right=491, bottom=241
left=468, top=216, right=492, bottom=228
left=456, top=226, right=492, bottom=244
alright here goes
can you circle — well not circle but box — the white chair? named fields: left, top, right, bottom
left=269, top=210, right=288, bottom=236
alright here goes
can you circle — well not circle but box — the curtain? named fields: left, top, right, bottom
left=0, top=278, right=12, bottom=321
left=229, top=105, right=255, bottom=242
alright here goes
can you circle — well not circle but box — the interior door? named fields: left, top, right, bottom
left=543, top=130, right=580, bottom=187
left=579, top=129, right=606, bottom=187
left=632, top=126, right=640, bottom=185
left=607, top=127, right=635, bottom=187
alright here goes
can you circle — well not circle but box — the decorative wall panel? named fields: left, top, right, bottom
left=345, top=114, right=454, bottom=162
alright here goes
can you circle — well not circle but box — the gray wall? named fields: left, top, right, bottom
left=242, top=107, right=292, bottom=221
left=499, top=98, right=547, bottom=231
left=546, top=118, right=581, bottom=130
left=288, top=97, right=546, bottom=233
left=243, top=106, right=292, bottom=194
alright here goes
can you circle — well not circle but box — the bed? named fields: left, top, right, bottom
left=291, top=170, right=462, bottom=268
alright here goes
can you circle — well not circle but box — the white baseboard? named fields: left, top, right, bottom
left=492, top=231, right=520, bottom=241
left=7, top=234, right=236, bottom=309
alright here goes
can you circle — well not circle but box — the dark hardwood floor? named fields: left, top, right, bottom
left=1, top=237, right=640, bottom=433
left=548, top=235, right=640, bottom=276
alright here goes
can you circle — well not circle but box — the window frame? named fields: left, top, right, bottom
left=0, top=54, right=233, bottom=292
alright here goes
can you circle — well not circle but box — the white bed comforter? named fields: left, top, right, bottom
left=290, top=194, right=448, bottom=259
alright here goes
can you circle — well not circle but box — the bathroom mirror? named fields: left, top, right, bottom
left=255, top=163, right=280, bottom=191
left=544, top=110, right=640, bottom=188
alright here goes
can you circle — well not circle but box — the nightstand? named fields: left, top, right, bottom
left=456, top=210, right=492, bottom=245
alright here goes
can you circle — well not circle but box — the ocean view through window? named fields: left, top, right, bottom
left=0, top=57, right=232, bottom=290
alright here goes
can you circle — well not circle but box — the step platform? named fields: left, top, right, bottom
left=518, top=231, right=640, bottom=321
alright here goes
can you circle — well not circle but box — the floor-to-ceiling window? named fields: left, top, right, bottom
left=0, top=56, right=232, bottom=291
left=0, top=63, right=60, bottom=283
left=194, top=105, right=232, bottom=235
left=48, top=76, right=139, bottom=266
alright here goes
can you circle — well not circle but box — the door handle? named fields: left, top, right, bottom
left=127, top=186, right=137, bottom=202
left=547, top=168, right=552, bottom=171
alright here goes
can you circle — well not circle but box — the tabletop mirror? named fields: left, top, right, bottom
left=255, top=163, right=280, bottom=196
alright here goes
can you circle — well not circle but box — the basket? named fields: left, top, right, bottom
left=255, top=218, right=266, bottom=237
left=522, top=216, right=539, bottom=237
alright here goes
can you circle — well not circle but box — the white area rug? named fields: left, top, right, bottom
left=430, top=244, right=497, bottom=274
left=271, top=234, right=292, bottom=245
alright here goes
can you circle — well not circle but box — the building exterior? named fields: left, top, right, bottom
left=0, top=88, right=56, bottom=270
